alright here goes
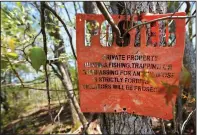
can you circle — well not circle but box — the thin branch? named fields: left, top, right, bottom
left=73, top=2, right=77, bottom=15
left=41, top=1, right=53, bottom=122
left=33, top=2, right=41, bottom=13
left=173, top=2, right=184, bottom=16
left=77, top=2, right=83, bottom=13
left=186, top=10, right=196, bottom=25
left=168, top=2, right=184, bottom=27
left=23, top=29, right=42, bottom=50
left=82, top=113, right=95, bottom=134
left=1, top=80, right=45, bottom=88
left=62, top=2, right=72, bottom=24
left=181, top=109, right=196, bottom=135
left=54, top=106, right=64, bottom=123
left=5, top=56, right=24, bottom=87
left=2, top=83, right=77, bottom=92
left=96, top=2, right=122, bottom=41
left=50, top=63, right=63, bottom=80
left=24, top=86, right=65, bottom=92
left=44, top=3, right=77, bottom=60
left=190, top=34, right=196, bottom=40
left=123, top=15, right=195, bottom=38
left=185, top=2, right=190, bottom=15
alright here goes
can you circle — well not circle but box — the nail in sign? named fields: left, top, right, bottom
left=76, top=12, right=186, bottom=120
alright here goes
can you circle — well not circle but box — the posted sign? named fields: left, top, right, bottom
left=76, top=12, right=185, bottom=119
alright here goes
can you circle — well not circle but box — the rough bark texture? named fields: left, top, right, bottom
left=83, top=2, right=100, bottom=14
left=183, top=35, right=196, bottom=96
left=183, top=34, right=196, bottom=128
left=58, top=62, right=87, bottom=126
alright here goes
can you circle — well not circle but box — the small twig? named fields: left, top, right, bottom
left=54, top=106, right=64, bottom=123
left=50, top=63, right=63, bottom=79
left=1, top=81, right=45, bottom=88
left=5, top=56, right=24, bottom=87
left=77, top=2, right=83, bottom=13
left=2, top=83, right=77, bottom=92
left=186, top=10, right=196, bottom=25
left=123, top=15, right=195, bottom=38
left=168, top=2, right=184, bottom=27
left=44, top=3, right=77, bottom=60
left=96, top=2, right=122, bottom=41
left=173, top=2, right=184, bottom=16
left=190, top=34, right=196, bottom=40
left=33, top=2, right=41, bottom=13
left=62, top=2, right=72, bottom=24
left=24, top=86, right=65, bottom=92
left=81, top=113, right=95, bottom=134
left=73, top=2, right=77, bottom=15
left=23, top=29, right=41, bottom=50
left=181, top=109, right=196, bottom=135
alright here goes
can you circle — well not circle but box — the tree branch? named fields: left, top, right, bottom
left=190, top=34, right=196, bottom=40
left=24, top=86, right=66, bottom=92
left=185, top=2, right=190, bottom=15
left=73, top=2, right=77, bottom=15
left=44, top=3, right=77, bottom=60
left=123, top=15, right=196, bottom=38
left=41, top=1, right=53, bottom=121
left=5, top=56, right=24, bottom=87
left=2, top=83, right=77, bottom=92
left=49, top=63, right=63, bottom=80
left=23, top=29, right=41, bottom=50
left=186, top=10, right=196, bottom=25
left=77, top=2, right=83, bottom=13
left=96, top=2, right=122, bottom=41
left=62, top=2, right=73, bottom=25
left=181, top=109, right=196, bottom=134
left=54, top=106, right=64, bottom=123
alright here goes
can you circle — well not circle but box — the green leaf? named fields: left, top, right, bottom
left=28, top=47, right=46, bottom=72
left=6, top=52, right=18, bottom=59
left=180, top=65, right=192, bottom=88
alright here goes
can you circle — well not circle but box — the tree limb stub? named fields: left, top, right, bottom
left=96, top=2, right=122, bottom=42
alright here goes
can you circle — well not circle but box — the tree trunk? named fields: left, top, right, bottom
left=45, top=6, right=87, bottom=127
left=58, top=62, right=87, bottom=127
left=83, top=1, right=167, bottom=134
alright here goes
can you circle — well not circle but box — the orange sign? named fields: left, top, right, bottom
left=76, top=12, right=186, bottom=120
